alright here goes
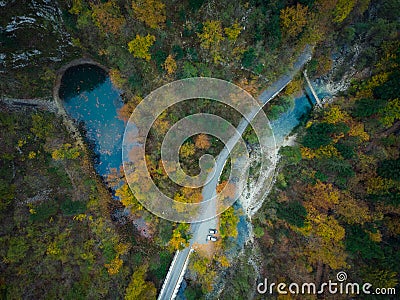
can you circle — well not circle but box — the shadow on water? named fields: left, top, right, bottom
left=59, top=64, right=108, bottom=100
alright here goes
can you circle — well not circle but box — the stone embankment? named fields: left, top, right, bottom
left=1, top=58, right=110, bottom=149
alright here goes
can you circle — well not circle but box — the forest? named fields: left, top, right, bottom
left=0, top=0, right=399, bottom=299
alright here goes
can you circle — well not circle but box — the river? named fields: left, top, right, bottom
left=58, top=64, right=328, bottom=299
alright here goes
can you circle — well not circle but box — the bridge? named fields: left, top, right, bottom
left=157, top=46, right=317, bottom=300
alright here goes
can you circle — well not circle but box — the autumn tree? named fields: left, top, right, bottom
left=323, top=105, right=350, bottom=124
left=91, top=1, right=125, bottom=35
left=168, top=223, right=190, bottom=250
left=163, top=54, right=177, bottom=75
left=109, top=68, right=126, bottom=90
left=128, top=34, right=156, bottom=61
left=304, top=181, right=339, bottom=212
left=52, top=143, right=80, bottom=161
left=224, top=22, right=241, bottom=42
left=216, top=180, right=236, bottom=201
left=117, top=96, right=142, bottom=122
left=219, top=207, right=239, bottom=239
left=125, top=264, right=157, bottom=300
left=280, top=3, right=308, bottom=38
left=198, top=20, right=224, bottom=50
left=335, top=192, right=372, bottom=225
left=194, top=134, right=211, bottom=149
left=174, top=187, right=202, bottom=204
left=283, top=78, right=303, bottom=96
left=180, top=142, right=195, bottom=158
left=333, top=0, right=356, bottom=23
left=131, top=0, right=166, bottom=29
left=115, top=183, right=143, bottom=212
left=198, top=20, right=224, bottom=63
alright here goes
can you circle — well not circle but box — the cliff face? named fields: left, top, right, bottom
left=0, top=0, right=72, bottom=71
left=0, top=0, right=77, bottom=97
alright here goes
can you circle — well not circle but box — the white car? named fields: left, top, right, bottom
left=209, top=229, right=218, bottom=234
left=207, top=234, right=217, bottom=242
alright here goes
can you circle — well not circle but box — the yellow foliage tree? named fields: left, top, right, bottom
left=52, top=143, right=80, bottom=161
left=280, top=3, right=308, bottom=38
left=180, top=142, right=195, bottom=158
left=301, top=145, right=340, bottom=159
left=216, top=254, right=230, bottom=268
left=105, top=257, right=123, bottom=275
left=323, top=105, right=350, bottom=124
left=333, top=0, right=356, bottom=23
left=128, top=34, right=156, bottom=61
left=125, top=264, right=157, bottom=300
left=220, top=206, right=239, bottom=239
left=131, top=0, right=166, bottom=29
left=366, top=176, right=395, bottom=195
left=224, top=22, right=241, bottom=42
left=305, top=237, right=348, bottom=270
left=283, top=78, right=303, bottom=96
left=348, top=122, right=369, bottom=141
left=163, top=54, right=177, bottom=75
left=168, top=226, right=190, bottom=251
left=304, top=181, right=340, bottom=212
left=115, top=183, right=143, bottom=212
left=336, top=192, right=372, bottom=225
left=198, top=20, right=224, bottom=50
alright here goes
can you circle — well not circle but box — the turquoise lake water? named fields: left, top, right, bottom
left=59, top=64, right=125, bottom=177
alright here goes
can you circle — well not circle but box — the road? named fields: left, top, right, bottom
left=157, top=46, right=312, bottom=300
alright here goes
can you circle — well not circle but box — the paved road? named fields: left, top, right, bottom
left=157, top=248, right=192, bottom=300
left=158, top=46, right=312, bottom=300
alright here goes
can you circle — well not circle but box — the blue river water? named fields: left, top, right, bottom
left=59, top=64, right=125, bottom=176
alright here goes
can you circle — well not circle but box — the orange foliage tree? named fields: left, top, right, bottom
left=195, top=134, right=211, bottom=149
left=132, top=0, right=166, bottom=29
left=91, top=1, right=125, bottom=35
left=280, top=3, right=308, bottom=38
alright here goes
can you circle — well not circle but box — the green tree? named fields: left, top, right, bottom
left=377, top=158, right=400, bottom=181
left=302, top=122, right=335, bottom=149
left=6, top=236, right=29, bottom=263
left=31, top=113, right=54, bottom=140
left=277, top=200, right=307, bottom=227
left=0, top=179, right=14, bottom=212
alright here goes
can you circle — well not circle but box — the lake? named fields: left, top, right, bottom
left=58, top=64, right=125, bottom=177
